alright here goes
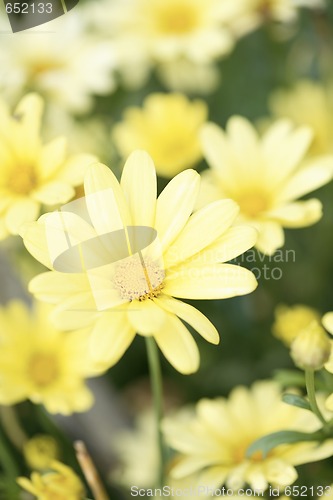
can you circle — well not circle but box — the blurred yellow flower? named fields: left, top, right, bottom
left=0, top=301, right=101, bottom=415
left=0, top=93, right=96, bottom=240
left=17, top=460, right=85, bottom=500
left=0, top=12, right=117, bottom=114
left=24, top=435, right=59, bottom=471
left=322, top=313, right=333, bottom=411
left=22, top=150, right=258, bottom=374
left=162, top=380, right=333, bottom=492
left=199, top=117, right=333, bottom=255
left=273, top=304, right=320, bottom=346
left=113, top=93, right=207, bottom=177
left=269, top=80, right=333, bottom=156
left=290, top=322, right=331, bottom=371
left=87, top=0, right=235, bottom=92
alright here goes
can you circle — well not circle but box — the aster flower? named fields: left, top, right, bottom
left=113, top=93, right=207, bottom=177
left=269, top=80, right=333, bottom=157
left=0, top=93, right=96, bottom=240
left=0, top=300, right=102, bottom=415
left=199, top=117, right=333, bottom=255
left=22, top=150, right=258, bottom=374
left=0, top=12, right=117, bottom=114
left=162, top=380, right=333, bottom=492
left=17, top=460, right=85, bottom=500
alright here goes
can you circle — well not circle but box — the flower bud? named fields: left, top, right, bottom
left=23, top=435, right=59, bottom=470
left=290, top=322, right=332, bottom=371
left=273, top=304, right=320, bottom=347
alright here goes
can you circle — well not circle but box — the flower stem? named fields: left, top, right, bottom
left=305, top=369, right=327, bottom=426
left=145, top=337, right=166, bottom=487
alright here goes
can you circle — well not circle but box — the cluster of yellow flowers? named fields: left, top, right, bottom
left=1, top=1, right=333, bottom=498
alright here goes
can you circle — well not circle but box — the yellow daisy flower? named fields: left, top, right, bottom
left=17, top=460, right=85, bottom=500
left=0, top=300, right=101, bottom=415
left=269, top=80, right=333, bottom=156
left=0, top=93, right=96, bottom=240
left=0, top=12, right=117, bottom=114
left=87, top=0, right=235, bottom=92
left=162, top=380, right=333, bottom=492
left=199, top=117, right=333, bottom=255
left=21, top=150, right=258, bottom=374
left=113, top=93, right=207, bottom=177
left=272, top=304, right=320, bottom=346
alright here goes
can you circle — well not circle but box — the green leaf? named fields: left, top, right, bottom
left=282, top=393, right=311, bottom=411
left=246, top=430, right=323, bottom=459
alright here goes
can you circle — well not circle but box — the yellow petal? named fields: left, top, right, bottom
left=163, top=199, right=239, bottom=268
left=127, top=300, right=166, bottom=335
left=155, top=169, right=200, bottom=250
left=164, top=263, right=257, bottom=299
left=20, top=221, right=51, bottom=268
left=198, top=225, right=257, bottom=264
left=90, top=311, right=136, bottom=366
left=154, top=314, right=200, bottom=374
left=254, top=221, right=284, bottom=255
left=84, top=163, right=131, bottom=234
left=266, top=199, right=322, bottom=228
left=120, top=150, right=157, bottom=227
left=276, top=156, right=333, bottom=204
left=156, top=295, right=219, bottom=344
left=37, top=136, right=67, bottom=181
left=29, top=272, right=90, bottom=303
left=51, top=297, right=99, bottom=331
left=58, top=154, right=97, bottom=185
left=262, top=121, right=313, bottom=186
left=14, top=93, right=43, bottom=162
left=323, top=312, right=333, bottom=335
left=5, top=199, right=39, bottom=234
left=32, top=182, right=75, bottom=205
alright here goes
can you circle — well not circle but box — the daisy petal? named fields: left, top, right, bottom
left=276, top=156, right=333, bottom=203
left=5, top=199, right=39, bottom=234
left=127, top=300, right=166, bottom=335
left=58, top=154, right=97, bottom=185
left=163, top=199, right=239, bottom=268
left=90, top=311, right=136, bottom=366
left=84, top=163, right=131, bottom=234
left=155, top=314, right=200, bottom=374
left=156, top=295, right=219, bottom=344
left=255, top=221, right=285, bottom=256
left=29, top=272, right=91, bottom=303
left=155, top=169, right=200, bottom=250
left=37, top=136, right=67, bottom=181
left=32, top=182, right=75, bottom=205
left=120, top=150, right=157, bottom=227
left=199, top=225, right=258, bottom=264
left=20, top=221, right=52, bottom=269
left=267, top=199, right=322, bottom=228
left=164, top=263, right=257, bottom=299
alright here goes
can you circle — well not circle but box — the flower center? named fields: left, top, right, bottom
left=7, top=165, right=37, bottom=195
left=233, top=441, right=265, bottom=464
left=155, top=2, right=199, bottom=35
left=113, top=254, right=165, bottom=301
left=237, top=192, right=269, bottom=218
left=28, top=353, right=59, bottom=387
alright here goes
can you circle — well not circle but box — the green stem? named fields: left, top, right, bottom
left=145, top=337, right=165, bottom=488
left=305, top=370, right=327, bottom=426
left=0, top=424, right=19, bottom=478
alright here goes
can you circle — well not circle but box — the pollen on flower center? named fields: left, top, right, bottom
left=237, top=192, right=269, bottom=218
left=155, top=4, right=199, bottom=35
left=7, top=165, right=37, bottom=195
left=28, top=352, right=59, bottom=387
left=113, top=254, right=165, bottom=301
left=234, top=441, right=266, bottom=464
